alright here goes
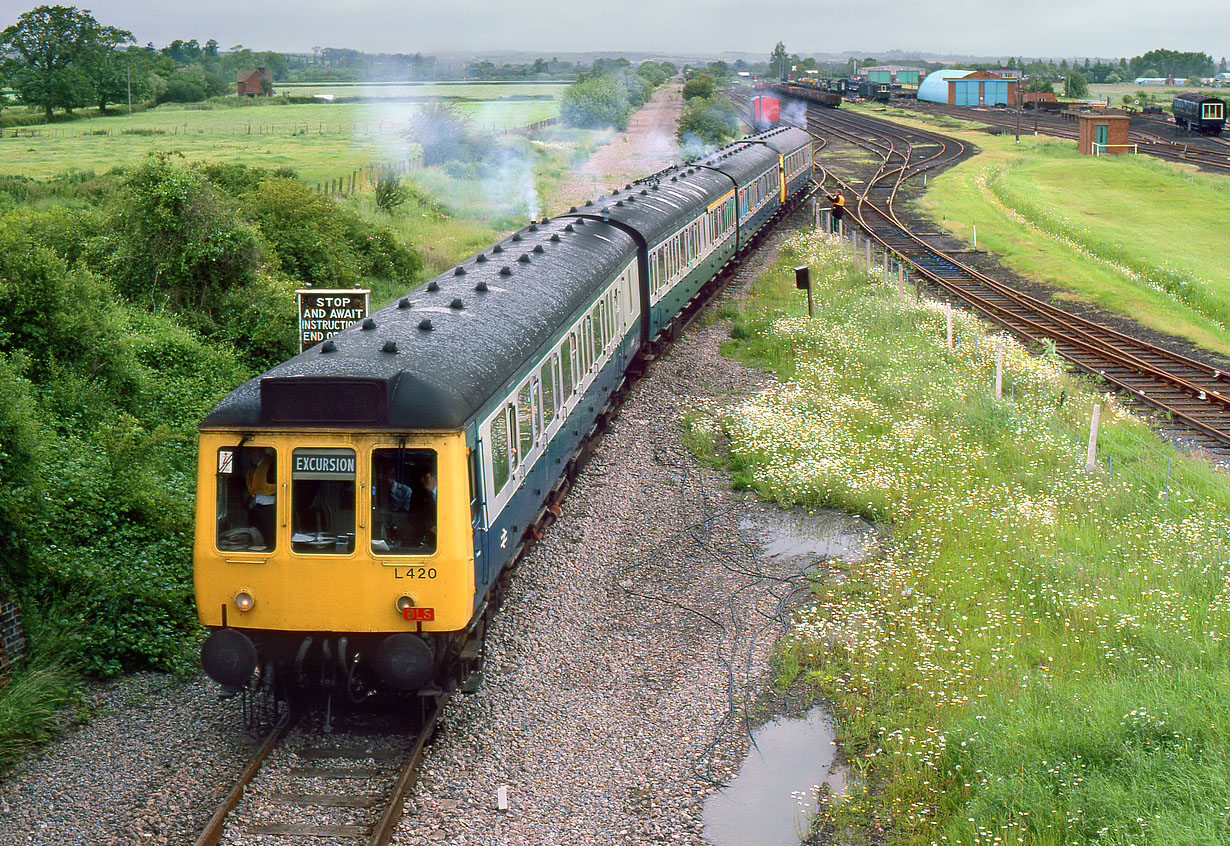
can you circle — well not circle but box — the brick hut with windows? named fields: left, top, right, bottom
left=237, top=66, right=275, bottom=97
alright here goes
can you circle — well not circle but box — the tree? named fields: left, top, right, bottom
left=1066, top=69, right=1088, bottom=98
left=1, top=5, right=133, bottom=120
left=770, top=42, right=788, bottom=80
left=682, top=73, right=716, bottom=100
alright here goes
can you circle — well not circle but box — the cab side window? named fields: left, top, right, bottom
left=370, top=448, right=437, bottom=555
left=216, top=446, right=278, bottom=552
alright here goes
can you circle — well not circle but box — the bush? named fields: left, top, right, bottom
left=239, top=177, right=361, bottom=287
left=375, top=173, right=408, bottom=213
left=677, top=95, right=740, bottom=154
left=682, top=73, right=717, bottom=101
left=408, top=102, right=483, bottom=166
left=561, top=73, right=631, bottom=129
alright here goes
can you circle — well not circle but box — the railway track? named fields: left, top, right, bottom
left=801, top=103, right=1230, bottom=452
left=902, top=100, right=1230, bottom=171
left=194, top=694, right=448, bottom=846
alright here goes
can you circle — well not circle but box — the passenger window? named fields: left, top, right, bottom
left=491, top=413, right=510, bottom=493
left=217, top=446, right=278, bottom=552
left=507, top=404, right=520, bottom=470
left=370, top=447, right=437, bottom=555
left=592, top=306, right=603, bottom=356
left=561, top=336, right=574, bottom=396
left=517, top=383, right=533, bottom=459
left=290, top=448, right=356, bottom=554
left=540, top=360, right=556, bottom=426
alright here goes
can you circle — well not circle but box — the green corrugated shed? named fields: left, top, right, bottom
left=897, top=70, right=919, bottom=85
left=867, top=70, right=892, bottom=83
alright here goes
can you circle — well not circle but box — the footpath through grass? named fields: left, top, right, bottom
left=691, top=229, right=1230, bottom=844
left=853, top=103, right=1230, bottom=361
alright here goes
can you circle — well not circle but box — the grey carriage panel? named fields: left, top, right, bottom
left=201, top=219, right=638, bottom=431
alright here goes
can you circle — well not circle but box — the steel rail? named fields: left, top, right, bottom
left=193, top=719, right=289, bottom=846
left=803, top=105, right=1230, bottom=447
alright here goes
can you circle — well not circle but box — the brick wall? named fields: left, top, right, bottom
left=0, top=588, right=26, bottom=680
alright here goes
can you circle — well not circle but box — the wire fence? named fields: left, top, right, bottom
left=3, top=117, right=559, bottom=140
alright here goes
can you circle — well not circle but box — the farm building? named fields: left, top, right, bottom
left=918, top=69, right=1018, bottom=106
left=237, top=66, right=275, bottom=97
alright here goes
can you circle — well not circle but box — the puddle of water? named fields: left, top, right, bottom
left=702, top=706, right=847, bottom=846
left=739, top=509, right=870, bottom=562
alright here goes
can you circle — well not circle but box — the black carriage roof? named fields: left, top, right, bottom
left=560, top=164, right=732, bottom=247
left=752, top=125, right=814, bottom=155
left=201, top=218, right=637, bottom=432
left=694, top=140, right=778, bottom=184
left=1174, top=91, right=1223, bottom=104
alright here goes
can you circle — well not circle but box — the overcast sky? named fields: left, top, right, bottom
left=3, top=0, right=1226, bottom=62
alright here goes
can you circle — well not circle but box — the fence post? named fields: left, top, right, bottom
left=882, top=253, right=888, bottom=285
left=946, top=303, right=953, bottom=349
left=1086, top=405, right=1101, bottom=472
left=995, top=337, right=1003, bottom=399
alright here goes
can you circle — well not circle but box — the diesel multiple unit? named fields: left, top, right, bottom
left=195, top=126, right=816, bottom=701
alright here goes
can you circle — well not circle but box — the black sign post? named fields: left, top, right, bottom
left=297, top=288, right=370, bottom=352
left=794, top=266, right=813, bottom=318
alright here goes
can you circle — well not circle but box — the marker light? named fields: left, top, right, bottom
left=234, top=591, right=255, bottom=612
left=395, top=595, right=415, bottom=615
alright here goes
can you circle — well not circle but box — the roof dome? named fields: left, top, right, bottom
left=917, top=69, right=973, bottom=103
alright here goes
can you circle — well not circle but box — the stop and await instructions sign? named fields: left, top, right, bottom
left=297, top=288, right=370, bottom=352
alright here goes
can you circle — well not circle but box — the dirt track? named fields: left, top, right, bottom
left=554, top=83, right=684, bottom=209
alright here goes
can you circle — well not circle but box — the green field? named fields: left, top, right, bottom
left=276, top=81, right=570, bottom=99
left=0, top=85, right=563, bottom=184
left=846, top=102, right=1230, bottom=360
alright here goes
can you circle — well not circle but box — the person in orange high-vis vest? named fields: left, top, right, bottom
left=827, top=188, right=845, bottom=232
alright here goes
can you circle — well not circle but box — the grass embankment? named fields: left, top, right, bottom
left=852, top=102, right=1230, bottom=360
left=692, top=230, right=1230, bottom=843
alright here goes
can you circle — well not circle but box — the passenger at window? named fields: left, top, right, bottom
left=244, top=447, right=277, bottom=549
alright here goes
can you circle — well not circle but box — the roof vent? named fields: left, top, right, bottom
left=569, top=206, right=578, bottom=212
left=612, top=188, right=620, bottom=196
left=398, top=298, right=411, bottom=309
left=500, top=266, right=513, bottom=276
left=450, top=298, right=464, bottom=309
left=454, top=266, right=466, bottom=275
left=519, top=253, right=532, bottom=263
left=476, top=253, right=488, bottom=263
left=615, top=200, right=624, bottom=207
left=550, top=233, right=561, bottom=242
left=564, top=224, right=575, bottom=233
left=528, top=223, right=539, bottom=232
left=427, top=281, right=440, bottom=292
left=511, top=233, right=522, bottom=242
left=625, top=183, right=632, bottom=189
left=381, top=340, right=398, bottom=354
left=532, top=244, right=545, bottom=253
left=671, top=176, right=678, bottom=182
left=584, top=199, right=593, bottom=207
left=575, top=218, right=586, bottom=226
left=640, top=189, right=648, bottom=196
left=418, top=319, right=433, bottom=331
left=493, top=244, right=504, bottom=253
left=320, top=340, right=337, bottom=353
left=601, top=206, right=611, bottom=214
left=475, top=280, right=489, bottom=292
left=541, top=217, right=551, bottom=224
left=361, top=318, right=376, bottom=330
